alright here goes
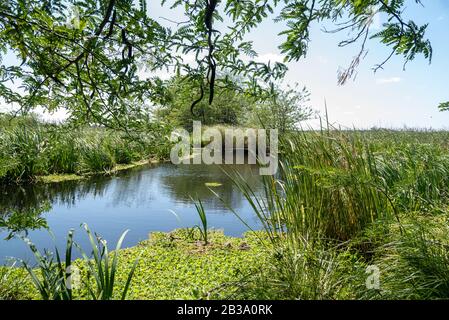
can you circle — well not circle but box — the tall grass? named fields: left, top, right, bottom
left=21, top=225, right=138, bottom=300
left=45, top=130, right=80, bottom=173
left=234, top=129, right=396, bottom=242
left=227, top=125, right=449, bottom=299
left=78, top=139, right=116, bottom=174
left=0, top=125, right=48, bottom=182
left=0, top=114, right=171, bottom=183
left=362, top=216, right=449, bottom=299
left=193, top=198, right=209, bottom=245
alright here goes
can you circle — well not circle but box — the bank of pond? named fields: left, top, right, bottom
left=3, top=127, right=449, bottom=300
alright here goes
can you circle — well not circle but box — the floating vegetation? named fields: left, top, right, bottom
left=205, top=182, right=222, bottom=187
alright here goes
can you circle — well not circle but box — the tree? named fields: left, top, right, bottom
left=155, top=75, right=258, bottom=129
left=0, top=0, right=434, bottom=128
left=250, top=85, right=313, bottom=133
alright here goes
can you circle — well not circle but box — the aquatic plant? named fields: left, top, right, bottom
left=22, top=230, right=75, bottom=300
left=225, top=125, right=449, bottom=299
left=78, top=224, right=138, bottom=300
left=21, top=225, right=138, bottom=300
left=193, top=198, right=209, bottom=245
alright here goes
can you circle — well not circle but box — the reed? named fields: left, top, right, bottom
left=227, top=125, right=449, bottom=299
left=0, top=115, right=170, bottom=182
left=193, top=198, right=209, bottom=245
left=21, top=225, right=138, bottom=300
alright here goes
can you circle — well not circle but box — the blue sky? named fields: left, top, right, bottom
left=1, top=0, right=448, bottom=129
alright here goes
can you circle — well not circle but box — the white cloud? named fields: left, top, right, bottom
left=376, top=77, right=402, bottom=84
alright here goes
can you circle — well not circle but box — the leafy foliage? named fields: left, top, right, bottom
left=0, top=261, right=36, bottom=300
left=438, top=101, right=449, bottom=111
left=155, top=75, right=313, bottom=131
left=249, top=84, right=313, bottom=132
left=0, top=0, right=435, bottom=126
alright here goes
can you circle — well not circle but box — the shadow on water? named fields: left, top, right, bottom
left=0, top=162, right=262, bottom=263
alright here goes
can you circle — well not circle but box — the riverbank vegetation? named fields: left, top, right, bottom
left=0, top=79, right=312, bottom=184
left=231, top=127, right=449, bottom=299
left=2, top=127, right=449, bottom=300
left=0, top=114, right=171, bottom=184
left=0, top=0, right=447, bottom=301
left=0, top=229, right=268, bottom=300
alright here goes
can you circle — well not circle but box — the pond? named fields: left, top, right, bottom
left=0, top=163, right=263, bottom=264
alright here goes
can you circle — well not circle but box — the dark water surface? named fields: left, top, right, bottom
left=0, top=163, right=262, bottom=263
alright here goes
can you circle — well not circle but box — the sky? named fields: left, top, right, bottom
left=1, top=0, right=449, bottom=129
left=220, top=0, right=449, bottom=129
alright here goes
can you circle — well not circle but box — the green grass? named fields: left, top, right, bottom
left=0, top=114, right=170, bottom=183
left=0, top=262, right=37, bottom=300
left=227, top=126, right=449, bottom=300
left=358, top=213, right=449, bottom=299
left=2, top=229, right=269, bottom=300
left=4, top=117, right=449, bottom=300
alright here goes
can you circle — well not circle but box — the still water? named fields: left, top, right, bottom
left=0, top=163, right=262, bottom=263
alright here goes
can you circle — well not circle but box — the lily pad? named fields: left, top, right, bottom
left=205, top=182, right=222, bottom=187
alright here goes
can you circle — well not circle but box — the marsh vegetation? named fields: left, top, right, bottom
left=2, top=124, right=449, bottom=300
left=1, top=0, right=448, bottom=301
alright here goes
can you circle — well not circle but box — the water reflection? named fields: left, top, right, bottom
left=0, top=163, right=262, bottom=262
left=161, top=163, right=260, bottom=209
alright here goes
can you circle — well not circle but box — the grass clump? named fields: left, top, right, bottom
left=0, top=114, right=172, bottom=183
left=0, top=262, right=37, bottom=300
left=361, top=214, right=449, bottom=299
left=20, top=225, right=138, bottom=300
left=227, top=126, right=449, bottom=300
